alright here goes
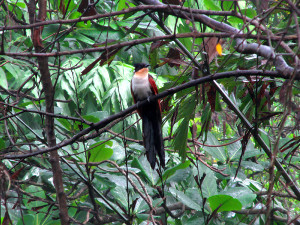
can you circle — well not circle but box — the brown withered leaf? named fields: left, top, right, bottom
left=192, top=67, right=200, bottom=94
left=244, top=77, right=255, bottom=103
left=81, top=56, right=102, bottom=76
left=163, top=47, right=184, bottom=67
left=160, top=96, right=172, bottom=112
left=160, top=58, right=188, bottom=67
left=257, top=82, right=269, bottom=107
left=269, top=81, right=277, bottom=96
left=202, top=37, right=225, bottom=64
left=190, top=122, right=197, bottom=140
left=81, top=48, right=121, bottom=75
left=32, top=205, right=48, bottom=212
left=33, top=28, right=43, bottom=48
left=235, top=129, right=251, bottom=179
left=150, top=41, right=170, bottom=52
left=99, top=48, right=121, bottom=66
left=167, top=47, right=181, bottom=58
left=279, top=80, right=289, bottom=104
left=191, top=67, right=199, bottom=79
left=78, top=0, right=97, bottom=16
left=59, top=0, right=66, bottom=14
left=256, top=111, right=282, bottom=123
left=280, top=137, right=300, bottom=153
left=11, top=166, right=25, bottom=180
left=207, top=83, right=216, bottom=112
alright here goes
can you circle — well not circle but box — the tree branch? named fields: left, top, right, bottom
left=1, top=70, right=282, bottom=160
left=31, top=0, right=69, bottom=224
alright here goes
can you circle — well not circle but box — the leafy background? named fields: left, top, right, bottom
left=0, top=0, right=299, bottom=224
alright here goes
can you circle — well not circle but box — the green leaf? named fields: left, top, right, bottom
left=73, top=32, right=95, bottom=45
left=208, top=195, right=242, bottom=212
left=204, top=0, right=221, bottom=11
left=17, top=215, right=35, bottom=225
left=227, top=140, right=242, bottom=161
left=124, top=17, right=143, bottom=37
left=241, top=161, right=264, bottom=172
left=169, top=187, right=202, bottom=211
left=221, top=1, right=235, bottom=11
left=240, top=9, right=257, bottom=19
left=220, top=187, right=256, bottom=207
left=0, top=138, right=5, bottom=150
left=131, top=158, right=151, bottom=182
left=173, top=96, right=196, bottom=161
left=23, top=186, right=46, bottom=209
left=56, top=118, right=73, bottom=131
left=173, top=118, right=189, bottom=161
left=161, top=161, right=190, bottom=182
left=201, top=132, right=226, bottom=163
left=257, top=129, right=270, bottom=148
left=89, top=141, right=113, bottom=162
left=201, top=168, right=218, bottom=198
left=82, top=111, right=109, bottom=123
left=200, top=104, right=212, bottom=136
left=110, top=186, right=129, bottom=209
left=0, top=68, right=8, bottom=89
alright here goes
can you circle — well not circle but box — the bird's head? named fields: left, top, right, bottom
left=134, top=63, right=149, bottom=72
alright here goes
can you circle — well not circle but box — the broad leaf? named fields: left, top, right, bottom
left=208, top=195, right=242, bottom=212
left=89, top=141, right=113, bottom=162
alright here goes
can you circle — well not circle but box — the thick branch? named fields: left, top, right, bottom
left=138, top=0, right=300, bottom=200
left=1, top=70, right=282, bottom=160
left=146, top=0, right=298, bottom=77
left=31, top=0, right=70, bottom=224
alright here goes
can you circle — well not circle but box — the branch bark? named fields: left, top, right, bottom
left=30, top=0, right=69, bottom=224
left=136, top=0, right=300, bottom=200
left=1, top=69, right=282, bottom=160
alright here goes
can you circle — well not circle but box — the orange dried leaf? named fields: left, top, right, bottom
left=216, top=43, right=222, bottom=56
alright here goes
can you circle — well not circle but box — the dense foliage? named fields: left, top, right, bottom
left=0, top=0, right=299, bottom=224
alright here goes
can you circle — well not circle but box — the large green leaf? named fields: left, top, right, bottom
left=208, top=195, right=242, bottom=212
left=169, top=187, right=202, bottom=211
left=201, top=132, right=226, bottom=163
left=204, top=0, right=222, bottom=11
left=0, top=68, right=8, bottom=88
left=158, top=161, right=191, bottom=184
left=173, top=95, right=196, bottom=160
left=201, top=168, right=218, bottom=198
left=173, top=118, right=189, bottom=160
left=220, top=187, right=256, bottom=207
left=89, top=141, right=113, bottom=162
left=131, top=157, right=152, bottom=182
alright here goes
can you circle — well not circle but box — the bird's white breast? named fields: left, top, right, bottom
left=131, top=75, right=152, bottom=100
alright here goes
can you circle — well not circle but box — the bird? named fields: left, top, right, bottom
left=131, top=63, right=165, bottom=169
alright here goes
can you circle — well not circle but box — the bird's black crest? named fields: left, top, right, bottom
left=134, top=63, right=149, bottom=72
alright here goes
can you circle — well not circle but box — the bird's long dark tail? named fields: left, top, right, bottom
left=141, top=102, right=165, bottom=169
